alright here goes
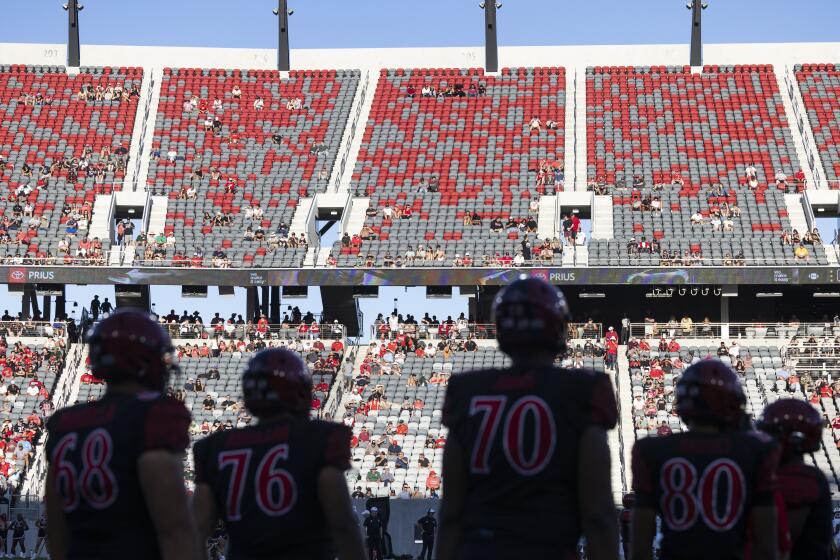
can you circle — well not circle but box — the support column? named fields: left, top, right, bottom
left=246, top=287, right=258, bottom=321
left=55, top=285, right=67, bottom=320
left=720, top=296, right=730, bottom=340
left=43, top=295, right=52, bottom=322
left=483, top=1, right=499, bottom=73
left=21, top=285, right=33, bottom=319
left=270, top=286, right=281, bottom=324
left=260, top=286, right=270, bottom=318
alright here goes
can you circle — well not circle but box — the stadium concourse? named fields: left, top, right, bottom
left=1, top=39, right=840, bottom=556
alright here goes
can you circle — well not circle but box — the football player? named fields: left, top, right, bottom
left=191, top=347, right=366, bottom=560
left=437, top=277, right=619, bottom=560
left=45, top=309, right=199, bottom=560
left=758, top=398, right=833, bottom=559
left=631, top=360, right=780, bottom=560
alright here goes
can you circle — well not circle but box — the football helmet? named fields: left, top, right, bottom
left=492, top=277, right=570, bottom=355
left=675, top=359, right=745, bottom=429
left=757, top=398, right=822, bottom=458
left=621, top=492, right=635, bottom=508
left=242, top=348, right=311, bottom=417
left=87, top=308, right=178, bottom=391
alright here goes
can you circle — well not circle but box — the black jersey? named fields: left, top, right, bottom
left=442, top=365, right=617, bottom=555
left=632, top=430, right=780, bottom=560
left=193, top=417, right=352, bottom=560
left=45, top=392, right=191, bottom=560
left=777, top=462, right=832, bottom=560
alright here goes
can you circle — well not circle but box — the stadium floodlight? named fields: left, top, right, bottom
left=686, top=0, right=708, bottom=67
left=63, top=0, right=83, bottom=67
left=272, top=0, right=293, bottom=71
left=479, top=1, right=501, bottom=73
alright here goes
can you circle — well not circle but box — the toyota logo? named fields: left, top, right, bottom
left=9, top=270, right=24, bottom=281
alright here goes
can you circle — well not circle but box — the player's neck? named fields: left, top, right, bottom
left=106, top=380, right=152, bottom=395
left=781, top=454, right=805, bottom=467
left=257, top=412, right=298, bottom=424
left=686, top=422, right=721, bottom=434
left=509, top=352, right=556, bottom=369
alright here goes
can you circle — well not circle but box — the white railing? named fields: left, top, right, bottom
left=21, top=343, right=81, bottom=497
left=784, top=66, right=827, bottom=187
left=333, top=70, right=370, bottom=192
left=163, top=322, right=346, bottom=341
left=808, top=180, right=840, bottom=191
left=629, top=322, right=840, bottom=340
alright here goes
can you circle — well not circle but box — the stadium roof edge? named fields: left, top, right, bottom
left=2, top=41, right=840, bottom=70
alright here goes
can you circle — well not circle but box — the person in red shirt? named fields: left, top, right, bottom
left=639, top=339, right=651, bottom=351
left=570, top=214, right=581, bottom=241
left=426, top=470, right=441, bottom=492
left=605, top=327, right=618, bottom=343
left=649, top=365, right=664, bottom=380
left=331, top=340, right=344, bottom=353
left=256, top=315, right=269, bottom=337
left=396, top=421, right=408, bottom=436
left=606, top=339, right=618, bottom=371
left=667, top=339, right=681, bottom=352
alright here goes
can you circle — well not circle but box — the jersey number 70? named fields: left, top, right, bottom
left=469, top=395, right=557, bottom=476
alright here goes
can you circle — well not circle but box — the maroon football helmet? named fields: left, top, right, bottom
left=675, top=359, right=745, bottom=429
left=242, top=348, right=311, bottom=417
left=493, top=277, right=570, bottom=356
left=88, top=308, right=178, bottom=391
left=757, top=398, right=822, bottom=459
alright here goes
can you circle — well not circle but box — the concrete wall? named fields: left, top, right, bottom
left=2, top=41, right=840, bottom=71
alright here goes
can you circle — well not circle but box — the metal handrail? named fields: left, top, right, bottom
left=333, top=70, right=370, bottom=191
left=0, top=320, right=68, bottom=338
left=369, top=322, right=497, bottom=340
left=163, top=322, right=346, bottom=341
left=369, top=322, right=603, bottom=341
left=808, top=180, right=840, bottom=190
left=629, top=322, right=840, bottom=339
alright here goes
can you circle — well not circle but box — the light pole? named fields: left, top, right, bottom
left=686, top=1, right=708, bottom=68
left=272, top=0, right=294, bottom=71
left=479, top=2, right=501, bottom=73
left=63, top=1, right=84, bottom=67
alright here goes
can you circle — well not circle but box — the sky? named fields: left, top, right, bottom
left=2, top=0, right=838, bottom=50
left=0, top=0, right=837, bottom=334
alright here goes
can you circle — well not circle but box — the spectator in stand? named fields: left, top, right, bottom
left=775, top=169, right=788, bottom=192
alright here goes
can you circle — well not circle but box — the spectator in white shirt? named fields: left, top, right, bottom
left=529, top=116, right=541, bottom=131
left=253, top=97, right=264, bottom=111
left=745, top=163, right=757, bottom=179
left=728, top=341, right=739, bottom=359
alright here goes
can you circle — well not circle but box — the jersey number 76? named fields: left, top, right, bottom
left=219, top=443, right=298, bottom=521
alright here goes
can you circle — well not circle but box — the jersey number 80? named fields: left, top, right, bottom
left=660, top=457, right=746, bottom=532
